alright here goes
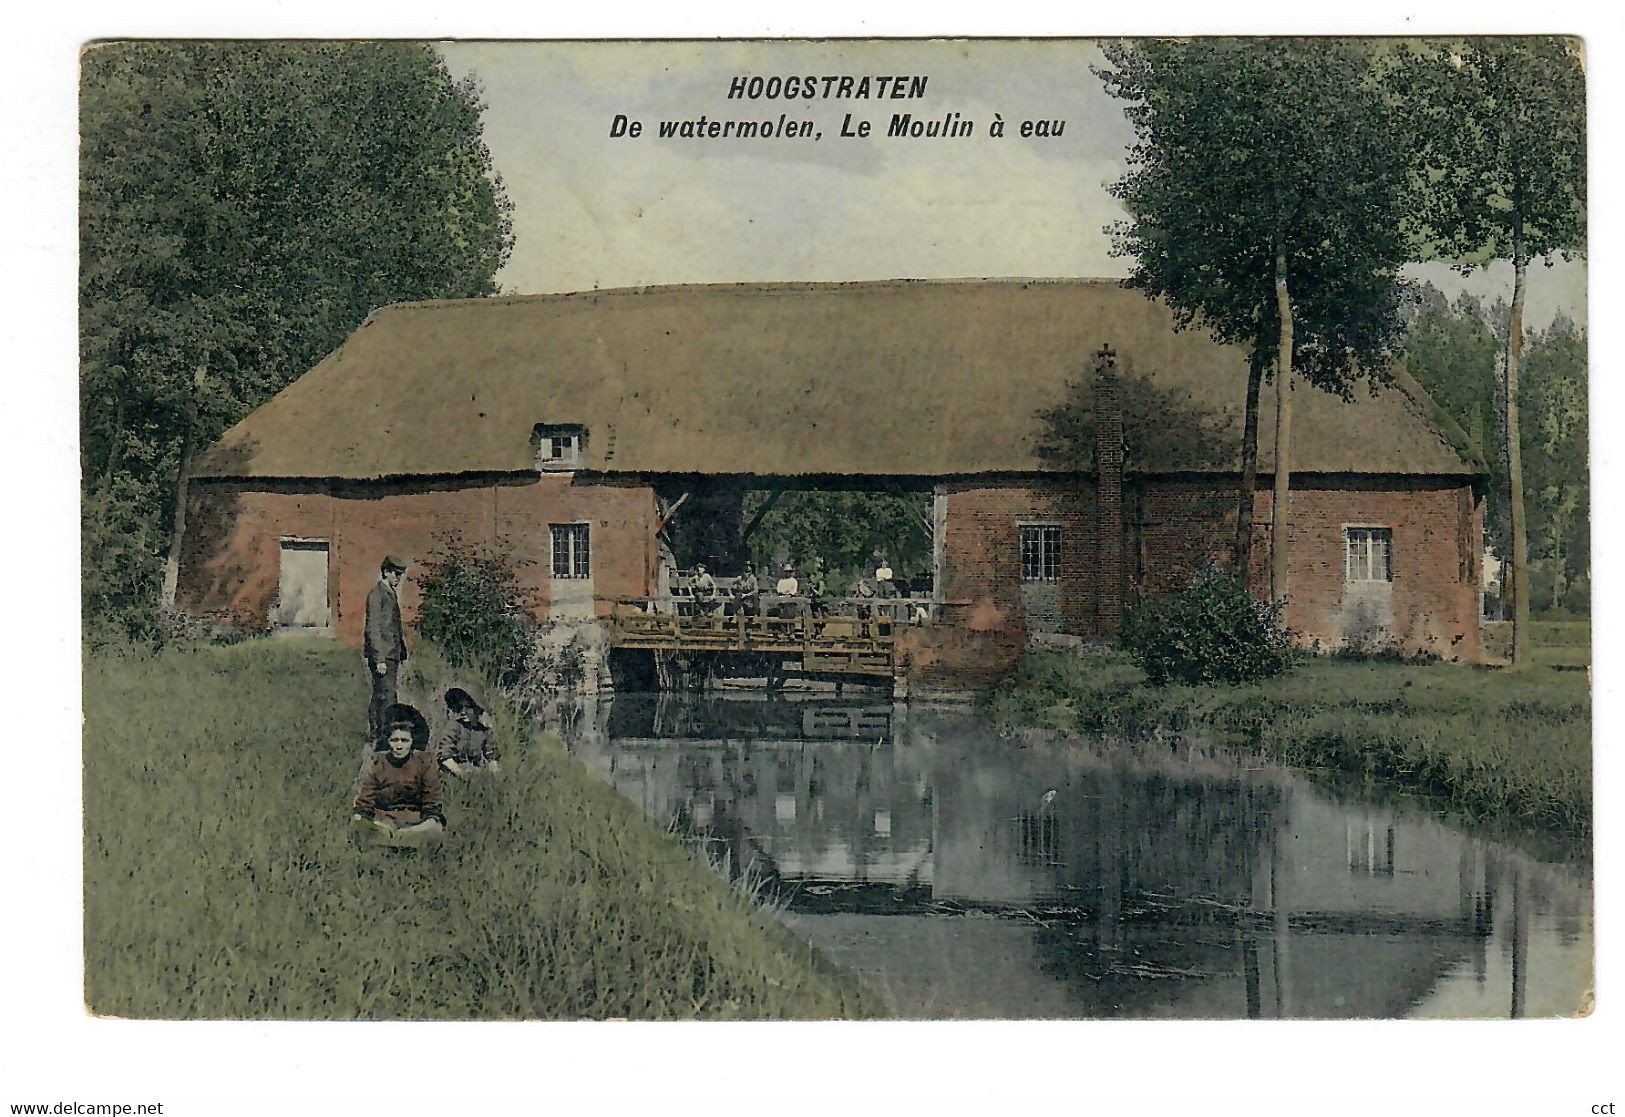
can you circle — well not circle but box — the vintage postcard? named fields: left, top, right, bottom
left=57, top=28, right=1599, bottom=1110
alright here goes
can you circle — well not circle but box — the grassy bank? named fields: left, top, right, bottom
left=984, top=645, right=1590, bottom=841
left=1530, top=618, right=1591, bottom=670
left=84, top=638, right=872, bottom=1019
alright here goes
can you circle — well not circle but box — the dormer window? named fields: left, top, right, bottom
left=533, top=424, right=586, bottom=471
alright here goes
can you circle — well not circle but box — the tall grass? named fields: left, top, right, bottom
left=84, top=638, right=871, bottom=1019
left=985, top=651, right=1591, bottom=840
left=1530, top=620, right=1590, bottom=647
left=1527, top=620, right=1591, bottom=671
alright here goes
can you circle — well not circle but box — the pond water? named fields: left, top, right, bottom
left=551, top=690, right=1592, bottom=1020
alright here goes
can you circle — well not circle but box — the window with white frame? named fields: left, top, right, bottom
left=1020, top=524, right=1061, bottom=582
left=533, top=424, right=585, bottom=470
left=1345, top=527, right=1393, bottom=583
left=551, top=523, right=591, bottom=579
left=1017, top=811, right=1062, bottom=867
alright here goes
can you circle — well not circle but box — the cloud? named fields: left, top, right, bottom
left=446, top=40, right=1141, bottom=293
left=1404, top=258, right=1588, bottom=334
left=445, top=39, right=1582, bottom=335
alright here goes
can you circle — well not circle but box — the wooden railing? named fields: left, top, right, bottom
left=611, top=598, right=940, bottom=677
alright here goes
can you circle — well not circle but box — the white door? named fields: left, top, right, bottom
left=276, top=541, right=331, bottom=628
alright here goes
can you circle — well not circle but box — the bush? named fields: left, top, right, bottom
left=82, top=486, right=166, bottom=648
left=507, top=619, right=597, bottom=714
left=415, top=535, right=536, bottom=686
left=1122, top=567, right=1295, bottom=686
left=1331, top=625, right=1441, bottom=665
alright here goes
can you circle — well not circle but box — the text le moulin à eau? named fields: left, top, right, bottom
left=608, top=74, right=1067, bottom=143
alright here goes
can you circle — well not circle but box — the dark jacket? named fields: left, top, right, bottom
left=364, top=580, right=407, bottom=666
left=435, top=717, right=500, bottom=769
left=354, top=750, right=443, bottom=824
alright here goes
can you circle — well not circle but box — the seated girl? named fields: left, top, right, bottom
left=435, top=685, right=502, bottom=777
left=352, top=713, right=445, bottom=846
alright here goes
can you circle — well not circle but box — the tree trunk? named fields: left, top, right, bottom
left=1505, top=251, right=1530, bottom=666
left=1234, top=351, right=1265, bottom=580
left=160, top=438, right=193, bottom=609
left=1552, top=531, right=1566, bottom=609
left=1270, top=244, right=1295, bottom=604
left=99, top=391, right=127, bottom=494
left=161, top=362, right=205, bottom=609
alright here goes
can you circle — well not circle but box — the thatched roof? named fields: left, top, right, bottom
left=193, top=279, right=1478, bottom=481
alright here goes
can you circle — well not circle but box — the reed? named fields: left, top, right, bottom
left=985, top=641, right=1590, bottom=841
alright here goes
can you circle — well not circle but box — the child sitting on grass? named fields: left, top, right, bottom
left=435, top=685, right=501, bottom=777
left=352, top=714, right=445, bottom=847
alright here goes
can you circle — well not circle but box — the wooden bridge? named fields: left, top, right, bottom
left=609, top=595, right=936, bottom=682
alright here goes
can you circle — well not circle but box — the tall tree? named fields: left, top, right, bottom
left=1520, top=316, right=1589, bottom=614
left=81, top=42, right=514, bottom=632
left=1401, top=284, right=1504, bottom=541
left=1097, top=40, right=1412, bottom=600
left=1397, top=37, right=1586, bottom=663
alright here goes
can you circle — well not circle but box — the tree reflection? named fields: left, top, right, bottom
left=560, top=694, right=1588, bottom=1018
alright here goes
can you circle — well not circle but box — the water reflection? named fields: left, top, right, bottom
left=550, top=692, right=1592, bottom=1020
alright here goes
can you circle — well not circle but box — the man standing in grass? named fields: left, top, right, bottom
left=365, top=555, right=409, bottom=742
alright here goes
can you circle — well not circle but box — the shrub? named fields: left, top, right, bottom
left=1331, top=635, right=1442, bottom=665
left=508, top=619, right=609, bottom=714
left=1122, top=567, right=1295, bottom=686
left=82, top=486, right=166, bottom=648
left=85, top=609, right=254, bottom=655
left=415, top=535, right=536, bottom=686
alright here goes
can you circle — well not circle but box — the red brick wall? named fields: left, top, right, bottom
left=896, top=624, right=1025, bottom=689
left=940, top=482, right=1094, bottom=643
left=1133, top=480, right=1240, bottom=596
left=936, top=474, right=1483, bottom=672
left=178, top=470, right=1483, bottom=674
left=1255, top=479, right=1482, bottom=662
left=178, top=474, right=659, bottom=650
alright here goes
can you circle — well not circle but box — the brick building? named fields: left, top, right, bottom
left=178, top=279, right=1487, bottom=684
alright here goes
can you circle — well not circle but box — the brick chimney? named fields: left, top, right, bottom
left=1095, top=344, right=1125, bottom=639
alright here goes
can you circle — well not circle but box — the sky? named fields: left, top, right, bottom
left=443, top=39, right=1587, bottom=332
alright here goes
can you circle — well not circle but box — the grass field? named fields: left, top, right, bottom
left=1531, top=619, right=1591, bottom=648
left=1529, top=619, right=1592, bottom=670
left=83, top=638, right=872, bottom=1019
left=985, top=641, right=1591, bottom=842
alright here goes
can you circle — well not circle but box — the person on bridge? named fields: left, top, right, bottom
left=774, top=562, right=801, bottom=619
left=690, top=563, right=722, bottom=616
left=874, top=557, right=901, bottom=600
left=806, top=558, right=828, bottom=615
left=774, top=562, right=798, bottom=596
left=364, top=555, right=409, bottom=744
left=731, top=565, right=761, bottom=617
left=849, top=574, right=878, bottom=619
